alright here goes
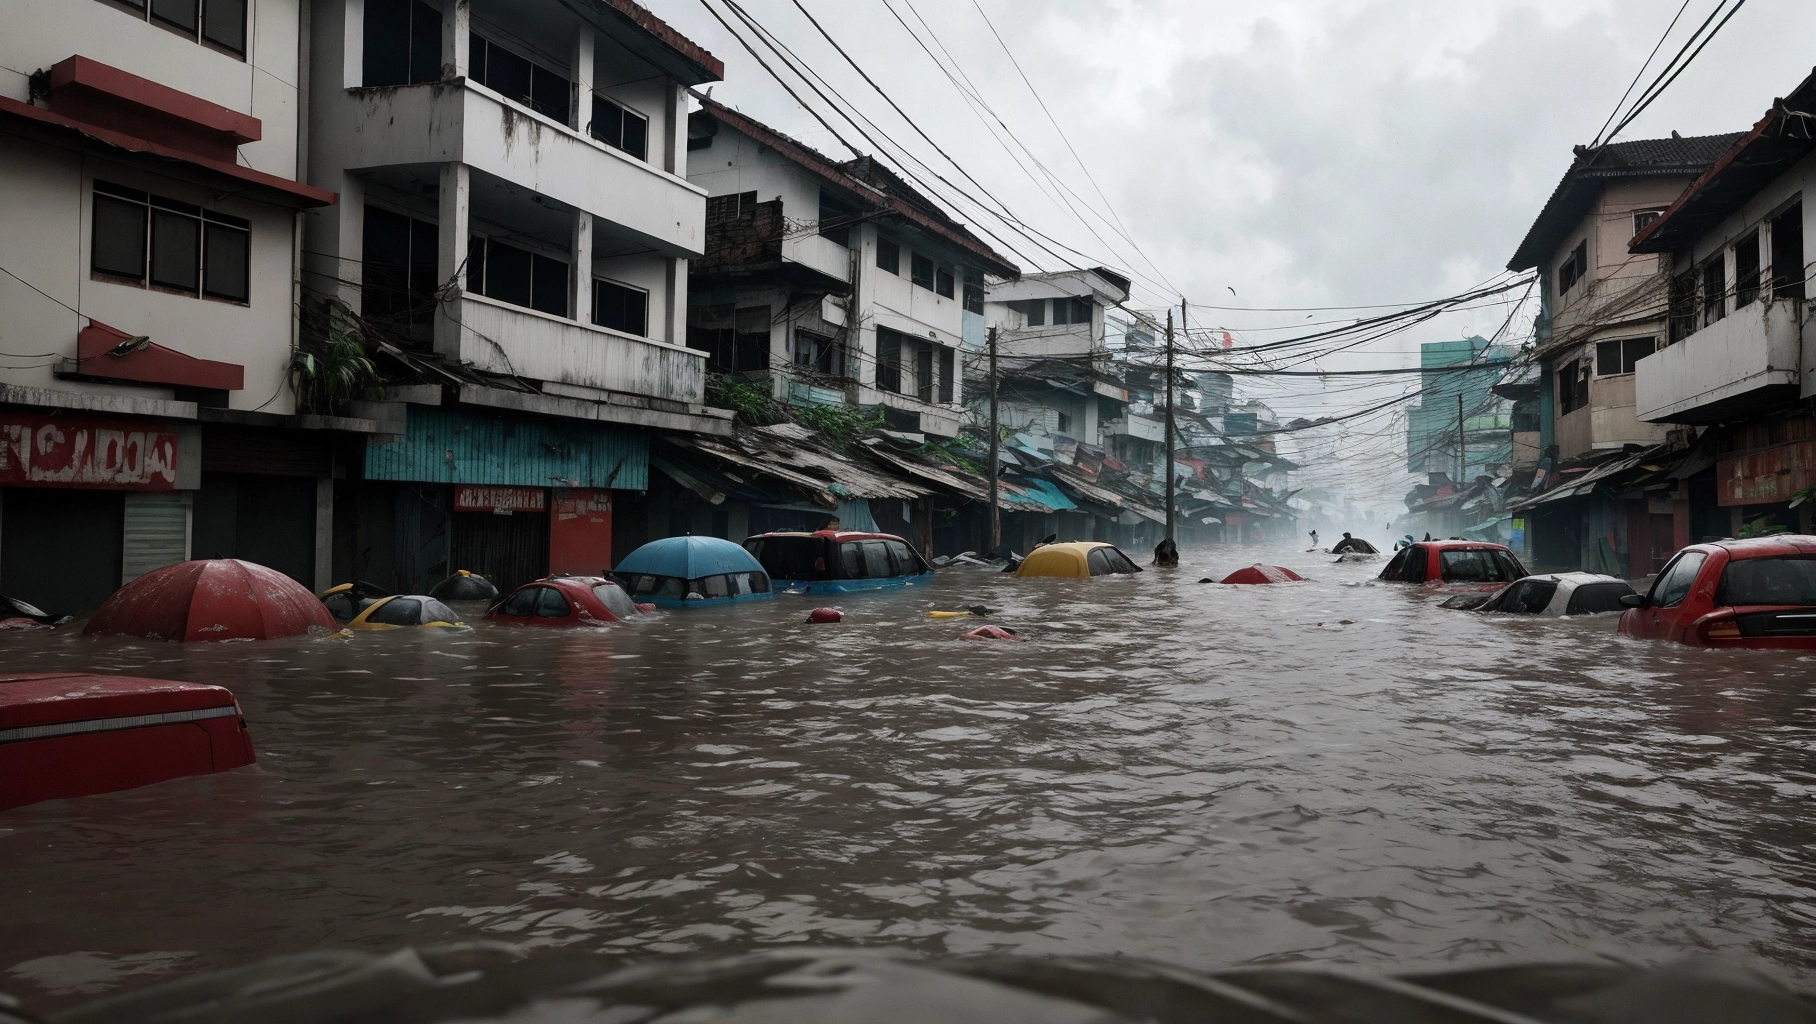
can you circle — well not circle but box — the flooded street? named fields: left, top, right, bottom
left=4, top=547, right=1815, bottom=1009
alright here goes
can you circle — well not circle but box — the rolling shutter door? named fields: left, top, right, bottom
left=123, top=492, right=192, bottom=582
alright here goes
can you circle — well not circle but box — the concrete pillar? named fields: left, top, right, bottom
left=667, top=82, right=687, bottom=175
left=666, top=257, right=683, bottom=347
left=435, top=162, right=470, bottom=358
left=443, top=0, right=469, bottom=80
left=572, top=25, right=595, bottom=134
left=315, top=477, right=335, bottom=592
left=571, top=209, right=593, bottom=323
left=305, top=171, right=365, bottom=309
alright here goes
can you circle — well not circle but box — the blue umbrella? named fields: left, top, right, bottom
left=615, top=536, right=764, bottom=580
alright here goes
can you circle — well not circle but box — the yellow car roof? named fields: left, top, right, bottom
left=1014, top=542, right=1117, bottom=578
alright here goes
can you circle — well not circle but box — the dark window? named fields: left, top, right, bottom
left=1735, top=231, right=1761, bottom=308
left=1717, top=556, right=1816, bottom=606
left=706, top=191, right=757, bottom=226
left=151, top=0, right=197, bottom=34
left=1565, top=582, right=1634, bottom=615
left=1556, top=359, right=1589, bottom=415
left=1632, top=209, right=1663, bottom=237
left=363, top=0, right=442, bottom=86
left=422, top=598, right=459, bottom=623
left=859, top=540, right=893, bottom=579
left=1052, top=296, right=1092, bottom=325
left=1558, top=239, right=1588, bottom=294
left=686, top=305, right=768, bottom=374
left=1595, top=336, right=1654, bottom=376
left=93, top=183, right=248, bottom=302
left=937, top=345, right=954, bottom=403
left=362, top=205, right=440, bottom=338
left=1668, top=271, right=1697, bottom=342
left=1494, top=580, right=1558, bottom=614
left=368, top=596, right=424, bottom=626
left=593, top=280, right=648, bottom=336
left=114, top=0, right=245, bottom=54
left=911, top=253, right=935, bottom=290
left=1022, top=298, right=1046, bottom=326
left=323, top=592, right=359, bottom=623
left=470, top=34, right=569, bottom=123
left=202, top=0, right=247, bottom=53
left=1439, top=549, right=1519, bottom=584
left=533, top=586, right=572, bottom=617
left=839, top=541, right=862, bottom=578
left=499, top=587, right=538, bottom=616
left=876, top=237, right=900, bottom=274
left=1701, top=258, right=1726, bottom=326
left=884, top=540, right=924, bottom=576
left=963, top=268, right=984, bottom=314
left=915, top=344, right=934, bottom=402
left=746, top=536, right=827, bottom=580
left=794, top=329, right=845, bottom=377
left=472, top=237, right=567, bottom=317
left=1772, top=203, right=1805, bottom=302
left=1649, top=551, right=1707, bottom=608
left=876, top=328, right=902, bottom=393
left=935, top=265, right=955, bottom=298
left=819, top=190, right=858, bottom=247
left=591, top=96, right=648, bottom=160
left=1087, top=545, right=1139, bottom=575
left=1396, top=546, right=1429, bottom=583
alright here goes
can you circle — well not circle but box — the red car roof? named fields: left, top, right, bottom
left=748, top=531, right=906, bottom=542
left=1416, top=540, right=1515, bottom=552
left=1688, top=535, right=1816, bottom=559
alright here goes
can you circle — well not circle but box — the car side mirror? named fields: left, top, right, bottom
left=1620, top=594, right=1646, bottom=609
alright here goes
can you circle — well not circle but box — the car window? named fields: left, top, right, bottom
left=323, top=592, right=359, bottom=623
left=1717, top=556, right=1816, bottom=606
left=592, top=582, right=640, bottom=619
left=886, top=540, right=923, bottom=575
left=1105, top=547, right=1141, bottom=574
left=421, top=598, right=459, bottom=623
left=839, top=542, right=863, bottom=578
left=1439, top=549, right=1515, bottom=583
left=748, top=536, right=823, bottom=580
left=860, top=540, right=893, bottom=578
left=1086, top=547, right=1114, bottom=576
left=749, top=571, right=770, bottom=593
left=368, top=597, right=423, bottom=625
left=1565, top=582, right=1633, bottom=615
left=1398, top=546, right=1429, bottom=582
left=499, top=588, right=538, bottom=617
left=1650, top=552, right=1708, bottom=608
left=1494, top=551, right=1528, bottom=581
left=703, top=574, right=730, bottom=598
left=656, top=577, right=685, bottom=599
left=533, top=587, right=571, bottom=617
left=1495, top=580, right=1557, bottom=613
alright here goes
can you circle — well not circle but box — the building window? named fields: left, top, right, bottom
left=590, top=96, right=648, bottom=160
left=1556, top=359, right=1589, bottom=415
left=910, top=253, right=935, bottom=290
left=107, top=0, right=247, bottom=56
left=687, top=305, right=768, bottom=374
left=363, top=0, right=441, bottom=86
left=1668, top=270, right=1697, bottom=343
left=1700, top=257, right=1725, bottom=326
left=1733, top=230, right=1761, bottom=308
left=1772, top=202, right=1805, bottom=302
left=1051, top=296, right=1093, bottom=325
left=962, top=268, right=984, bottom=314
left=938, top=345, right=954, bottom=403
left=876, top=328, right=902, bottom=393
left=819, top=190, right=858, bottom=247
left=592, top=279, right=647, bottom=336
left=876, top=237, right=900, bottom=275
left=1632, top=208, right=1664, bottom=237
left=794, top=329, right=846, bottom=377
left=91, top=181, right=249, bottom=302
left=1056, top=411, right=1072, bottom=435
left=362, top=205, right=439, bottom=340
left=1558, top=239, right=1588, bottom=294
left=1010, top=298, right=1045, bottom=326
left=706, top=191, right=758, bottom=226
left=469, top=33, right=570, bottom=123
left=935, top=265, right=955, bottom=298
left=1595, top=336, right=1655, bottom=377
left=468, top=235, right=568, bottom=317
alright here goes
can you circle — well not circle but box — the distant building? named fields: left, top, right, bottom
left=1404, top=338, right=1515, bottom=480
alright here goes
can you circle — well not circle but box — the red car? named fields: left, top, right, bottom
left=1619, top=536, right=1816, bottom=648
left=484, top=577, right=643, bottom=627
left=1379, top=540, right=1528, bottom=591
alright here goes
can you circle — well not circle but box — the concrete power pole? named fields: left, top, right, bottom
left=987, top=325, right=1000, bottom=551
left=1457, top=393, right=1466, bottom=485
left=1164, top=308, right=1177, bottom=544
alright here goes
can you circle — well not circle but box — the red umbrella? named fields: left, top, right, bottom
left=1219, top=564, right=1306, bottom=585
left=84, top=559, right=336, bottom=642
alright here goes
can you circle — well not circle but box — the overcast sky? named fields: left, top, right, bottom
left=654, top=0, right=1814, bottom=505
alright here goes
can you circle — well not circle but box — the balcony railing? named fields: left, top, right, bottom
left=448, top=292, right=704, bottom=404
left=1635, top=298, right=1806, bottom=424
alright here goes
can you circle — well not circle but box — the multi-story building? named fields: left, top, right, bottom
left=984, top=268, right=1131, bottom=448
left=0, top=0, right=347, bottom=614
left=1403, top=338, right=1516, bottom=479
left=302, top=0, right=728, bottom=591
left=685, top=96, right=1019, bottom=439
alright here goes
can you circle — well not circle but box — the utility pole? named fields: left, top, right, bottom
left=1456, top=393, right=1466, bottom=484
left=987, top=325, right=1000, bottom=551
left=1164, top=308, right=1177, bottom=543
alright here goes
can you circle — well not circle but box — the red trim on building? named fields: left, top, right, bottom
left=77, top=321, right=244, bottom=392
left=49, top=56, right=262, bottom=161
left=0, top=97, right=334, bottom=208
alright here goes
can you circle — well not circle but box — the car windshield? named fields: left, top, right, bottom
left=1564, top=582, right=1633, bottom=615
left=1651, top=552, right=1707, bottom=608
left=1439, top=549, right=1519, bottom=583
left=746, top=537, right=824, bottom=580
left=592, top=583, right=640, bottom=619
left=421, top=598, right=459, bottom=623
left=1718, top=556, right=1816, bottom=606
left=1489, top=580, right=1557, bottom=613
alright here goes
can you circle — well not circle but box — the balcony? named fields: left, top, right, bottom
left=451, top=292, right=704, bottom=404
left=327, top=81, right=703, bottom=256
left=1636, top=299, right=1806, bottom=424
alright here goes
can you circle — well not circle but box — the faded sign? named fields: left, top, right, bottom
left=554, top=488, right=611, bottom=521
left=1718, top=440, right=1816, bottom=506
left=0, top=414, right=179, bottom=490
left=454, top=485, right=546, bottom=513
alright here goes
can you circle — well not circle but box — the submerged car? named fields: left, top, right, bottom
left=1013, top=541, right=1143, bottom=579
left=1378, top=540, right=1527, bottom=591
left=319, top=581, right=393, bottom=624
left=614, top=536, right=774, bottom=609
left=743, top=530, right=933, bottom=594
left=1471, top=572, right=1636, bottom=616
left=1619, top=536, right=1816, bottom=648
left=486, top=576, right=643, bottom=627
left=428, top=570, right=500, bottom=603
left=347, top=595, right=469, bottom=631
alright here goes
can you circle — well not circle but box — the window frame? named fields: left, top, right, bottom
left=469, top=32, right=571, bottom=124
left=90, top=180, right=251, bottom=304
left=1594, top=336, right=1655, bottom=378
left=105, top=0, right=248, bottom=58
left=876, top=237, right=900, bottom=275
left=1648, top=551, right=1707, bottom=608
left=590, top=94, right=649, bottom=160
left=469, top=233, right=570, bottom=318
left=1632, top=208, right=1664, bottom=238
left=910, top=252, right=935, bottom=290
left=592, top=277, right=649, bottom=337
left=1558, top=239, right=1588, bottom=294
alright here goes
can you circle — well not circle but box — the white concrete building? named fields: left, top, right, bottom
left=983, top=268, right=1131, bottom=448
left=0, top=0, right=343, bottom=613
left=686, top=97, right=1019, bottom=439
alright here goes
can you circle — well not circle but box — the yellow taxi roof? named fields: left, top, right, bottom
left=1014, top=542, right=1117, bottom=578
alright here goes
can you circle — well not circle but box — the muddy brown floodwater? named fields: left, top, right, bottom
left=3, top=546, right=1815, bottom=1011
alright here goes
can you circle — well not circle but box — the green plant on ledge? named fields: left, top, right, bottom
left=705, top=374, right=780, bottom=425
left=293, top=298, right=382, bottom=415
left=791, top=401, right=883, bottom=452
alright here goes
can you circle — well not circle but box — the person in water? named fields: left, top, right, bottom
left=1308, top=530, right=1320, bottom=549
left=1153, top=538, right=1179, bottom=567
